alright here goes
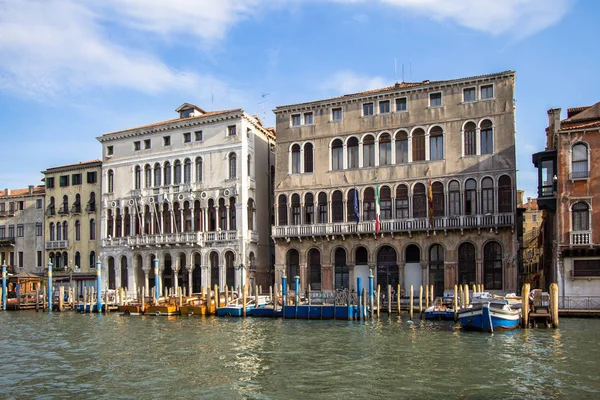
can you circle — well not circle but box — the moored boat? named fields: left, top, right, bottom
left=424, top=296, right=456, bottom=320
left=216, top=295, right=269, bottom=317
left=458, top=292, right=520, bottom=332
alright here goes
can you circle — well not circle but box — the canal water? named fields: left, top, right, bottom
left=1, top=312, right=599, bottom=400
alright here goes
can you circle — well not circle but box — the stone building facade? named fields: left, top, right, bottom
left=518, top=190, right=543, bottom=288
left=0, top=185, right=45, bottom=274
left=533, top=102, right=600, bottom=298
left=273, top=71, right=518, bottom=296
left=42, top=160, right=102, bottom=289
left=97, top=103, right=275, bottom=296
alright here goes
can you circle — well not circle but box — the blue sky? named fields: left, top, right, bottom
left=0, top=0, right=598, bottom=200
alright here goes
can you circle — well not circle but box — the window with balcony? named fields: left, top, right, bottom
left=304, top=143, right=314, bottom=173
left=465, top=179, right=477, bottom=215
left=379, top=134, right=392, bottom=166
left=363, top=135, right=375, bottom=167
left=413, top=183, right=427, bottom=218
left=347, top=137, right=359, bottom=169
left=332, top=190, right=343, bottom=223
left=363, top=187, right=375, bottom=221
left=484, top=241, right=503, bottom=290
left=572, top=143, right=589, bottom=179
left=395, top=131, right=408, bottom=164
left=305, top=193, right=314, bottom=225
left=380, top=186, right=392, bottom=220
left=498, top=175, right=512, bottom=212
left=318, top=192, right=328, bottom=223
left=481, top=177, right=494, bottom=214
left=291, top=194, right=301, bottom=225
left=395, top=184, right=409, bottom=219
left=412, top=129, right=425, bottom=162
left=278, top=195, right=288, bottom=226
left=432, top=182, right=444, bottom=217
left=331, top=139, right=343, bottom=170
left=347, top=189, right=358, bottom=224
left=572, top=202, right=590, bottom=231
left=448, top=180, right=460, bottom=216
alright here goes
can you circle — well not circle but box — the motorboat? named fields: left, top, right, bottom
left=458, top=292, right=520, bottom=332
left=424, top=296, right=456, bottom=320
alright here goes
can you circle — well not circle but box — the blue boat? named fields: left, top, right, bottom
left=458, top=293, right=520, bottom=333
left=247, top=304, right=282, bottom=318
left=282, top=304, right=360, bottom=320
left=216, top=295, right=268, bottom=317
left=424, top=296, right=456, bottom=320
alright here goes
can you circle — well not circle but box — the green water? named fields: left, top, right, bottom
left=0, top=312, right=598, bottom=399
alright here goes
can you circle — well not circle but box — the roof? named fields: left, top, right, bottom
left=43, top=160, right=102, bottom=173
left=12, top=271, right=42, bottom=279
left=275, top=70, right=515, bottom=110
left=561, top=102, right=600, bottom=131
left=0, top=185, right=45, bottom=197
left=103, top=109, right=243, bottom=136
left=175, top=102, right=206, bottom=113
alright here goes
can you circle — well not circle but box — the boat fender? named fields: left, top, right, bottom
left=406, top=320, right=414, bottom=325
left=156, top=311, right=161, bottom=316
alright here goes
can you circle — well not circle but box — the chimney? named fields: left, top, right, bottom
left=527, top=197, right=532, bottom=210
left=546, top=108, right=561, bottom=149
left=4, top=188, right=9, bottom=197
left=29, top=185, right=34, bottom=195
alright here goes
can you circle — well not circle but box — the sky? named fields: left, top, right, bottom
left=0, top=0, right=598, bottom=200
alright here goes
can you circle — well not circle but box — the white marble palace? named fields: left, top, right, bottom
left=97, top=103, right=276, bottom=296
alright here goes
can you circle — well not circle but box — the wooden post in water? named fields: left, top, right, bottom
left=141, top=287, right=146, bottom=314
left=430, top=285, right=434, bottom=304
left=308, top=284, right=311, bottom=306
left=409, top=285, right=414, bottom=321
left=464, top=284, right=470, bottom=308
left=214, top=284, right=219, bottom=309
left=453, top=284, right=458, bottom=321
left=36, top=287, right=40, bottom=312
left=397, top=284, right=401, bottom=318
left=225, top=286, right=229, bottom=304
left=242, top=283, right=247, bottom=318
left=425, top=285, right=429, bottom=309
left=362, top=288, right=367, bottom=320
left=253, top=279, right=258, bottom=315
left=273, top=285, right=278, bottom=318
left=58, top=286, right=64, bottom=312
left=522, top=283, right=530, bottom=328
left=105, top=289, right=109, bottom=314
left=376, top=284, right=380, bottom=318
left=419, top=285, right=423, bottom=316
left=179, top=287, right=183, bottom=309
left=550, top=283, right=559, bottom=328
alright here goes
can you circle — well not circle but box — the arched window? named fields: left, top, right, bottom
left=90, top=219, right=96, bottom=240
left=346, top=189, right=358, bottom=223
left=334, top=248, right=348, bottom=289
left=481, top=177, right=494, bottom=214
left=183, top=159, right=191, bottom=183
left=164, top=162, right=172, bottom=185
left=144, top=164, right=152, bottom=187
left=380, top=186, right=392, bottom=220
left=108, top=170, right=114, bottom=193
left=464, top=122, right=477, bottom=156
left=305, top=193, right=314, bottom=224
left=154, top=163, right=161, bottom=187
left=379, top=133, right=392, bottom=165
left=74, top=252, right=80, bottom=269
left=89, top=251, right=96, bottom=269
left=572, top=143, right=589, bottom=179
left=396, top=184, right=409, bottom=219
left=61, top=195, right=68, bottom=214
left=56, top=222, right=62, bottom=240
left=174, top=160, right=182, bottom=184
left=229, top=197, right=236, bottom=230
left=308, top=249, right=321, bottom=290
left=291, top=144, right=301, bottom=174
left=195, top=157, right=203, bottom=183
left=498, top=175, right=512, bottom=213
left=287, top=249, right=300, bottom=281
left=573, top=202, right=590, bottom=231
left=413, top=183, right=426, bottom=218
left=62, top=222, right=68, bottom=241
left=429, top=126, right=444, bottom=160
left=356, top=246, right=368, bottom=265
left=332, top=190, right=343, bottom=223
left=247, top=155, right=252, bottom=177
left=363, top=135, right=375, bottom=167
left=218, top=199, right=227, bottom=230
left=480, top=119, right=493, bottom=155
left=49, top=222, right=55, bottom=241
left=395, top=131, right=408, bottom=164
left=304, top=143, right=314, bottom=173
left=247, top=198, right=255, bottom=230
left=88, top=192, right=96, bottom=212
left=318, top=192, right=328, bottom=223
left=210, top=252, right=219, bottom=286
left=229, top=153, right=237, bottom=179
left=278, top=194, right=288, bottom=226
left=432, top=182, right=444, bottom=216
left=412, top=128, right=425, bottom=161
left=134, top=166, right=141, bottom=189
left=429, top=244, right=444, bottom=296
left=448, top=180, right=460, bottom=216
left=291, top=194, right=301, bottom=225
left=465, top=179, right=477, bottom=215
left=347, top=137, right=359, bottom=169
left=484, top=241, right=503, bottom=290
left=458, top=242, right=476, bottom=285
left=363, top=187, right=375, bottom=220
left=331, top=139, right=343, bottom=170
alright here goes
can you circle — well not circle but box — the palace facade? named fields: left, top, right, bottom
left=273, top=71, right=518, bottom=296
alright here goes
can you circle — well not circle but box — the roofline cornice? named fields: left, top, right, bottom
left=42, top=161, right=103, bottom=175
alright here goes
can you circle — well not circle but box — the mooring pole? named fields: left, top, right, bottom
left=368, top=269, right=374, bottom=319
left=154, top=258, right=160, bottom=305
left=294, top=275, right=300, bottom=319
left=282, top=273, right=287, bottom=319
left=357, top=277, right=363, bottom=322
left=1, top=262, right=7, bottom=311
left=48, top=260, right=53, bottom=312
left=96, top=259, right=102, bottom=313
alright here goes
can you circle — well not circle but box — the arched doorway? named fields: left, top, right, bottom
left=178, top=253, right=188, bottom=295
left=376, top=245, right=398, bottom=289
left=286, top=249, right=300, bottom=281
left=163, top=254, right=173, bottom=292
left=192, top=252, right=202, bottom=293
left=429, top=244, right=444, bottom=296
left=354, top=246, right=369, bottom=291
left=108, top=256, right=116, bottom=289
left=404, top=244, right=421, bottom=294
left=210, top=252, right=219, bottom=287
left=120, top=256, right=128, bottom=289
left=484, top=241, right=503, bottom=290
left=458, top=243, right=476, bottom=285
left=334, top=248, right=349, bottom=290
left=225, top=251, right=235, bottom=289
left=308, top=248, right=321, bottom=290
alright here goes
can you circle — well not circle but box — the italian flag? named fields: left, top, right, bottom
left=375, top=183, right=381, bottom=234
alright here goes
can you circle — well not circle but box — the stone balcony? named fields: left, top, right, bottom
left=100, top=229, right=257, bottom=248
left=272, top=213, right=514, bottom=239
left=570, top=231, right=591, bottom=246
left=45, top=240, right=69, bottom=250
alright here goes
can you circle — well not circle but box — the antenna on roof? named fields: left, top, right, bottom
left=258, top=93, right=270, bottom=124
left=402, top=63, right=405, bottom=83
left=394, top=58, right=397, bottom=83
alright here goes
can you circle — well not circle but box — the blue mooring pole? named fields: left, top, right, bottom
left=96, top=259, right=102, bottom=313
left=282, top=274, right=287, bottom=319
left=294, top=275, right=300, bottom=318
left=2, top=262, right=7, bottom=310
left=357, top=277, right=363, bottom=321
left=154, top=258, right=160, bottom=302
left=369, top=269, right=374, bottom=320
left=48, top=260, right=53, bottom=311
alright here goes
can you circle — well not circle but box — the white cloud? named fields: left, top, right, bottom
left=322, top=71, right=389, bottom=96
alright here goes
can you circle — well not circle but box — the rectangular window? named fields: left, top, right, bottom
left=87, top=171, right=97, bottom=184
left=183, top=132, right=191, bottom=143
left=134, top=141, right=141, bottom=151
left=17, top=224, right=23, bottom=237
left=429, top=92, right=442, bottom=107
left=144, top=139, right=151, bottom=149
left=291, top=114, right=301, bottom=126
left=363, top=102, right=374, bottom=116
left=18, top=251, right=23, bottom=268
left=9, top=252, right=14, bottom=267
left=304, top=112, right=313, bottom=125
left=332, top=108, right=343, bottom=121
left=59, top=175, right=69, bottom=187
left=36, top=199, right=42, bottom=209
left=481, top=128, right=493, bottom=154
left=228, top=125, right=237, bottom=136
left=464, top=129, right=476, bottom=156
left=481, top=84, right=494, bottom=99
left=449, top=191, right=460, bottom=216
left=46, top=177, right=55, bottom=189
left=379, top=100, right=390, bottom=114
left=36, top=222, right=42, bottom=236
left=332, top=147, right=343, bottom=170
left=0, top=226, right=4, bottom=238
left=163, top=136, right=171, bottom=146
left=574, top=260, right=600, bottom=277
left=18, top=201, right=24, bottom=210
left=8, top=225, right=14, bottom=238
left=72, top=173, right=82, bottom=185
left=395, top=97, right=407, bottom=111
left=37, top=251, right=42, bottom=268
left=194, top=131, right=203, bottom=141
left=463, top=87, right=476, bottom=102
left=430, top=136, right=444, bottom=160
left=532, top=214, right=537, bottom=222
left=107, top=145, right=113, bottom=156
left=8, top=202, right=14, bottom=213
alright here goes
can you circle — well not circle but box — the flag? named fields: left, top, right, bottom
left=375, top=183, right=381, bottom=234
left=428, top=179, right=434, bottom=227
left=353, top=186, right=360, bottom=226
